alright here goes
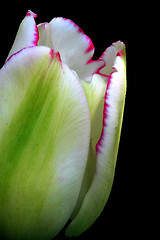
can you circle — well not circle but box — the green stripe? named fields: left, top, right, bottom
left=0, top=55, right=62, bottom=238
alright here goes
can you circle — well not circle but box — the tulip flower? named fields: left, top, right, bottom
left=0, top=10, right=126, bottom=239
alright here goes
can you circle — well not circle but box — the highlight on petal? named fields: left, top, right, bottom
left=0, top=46, right=90, bottom=239
left=38, top=18, right=104, bottom=81
left=66, top=43, right=126, bottom=237
left=6, top=10, right=39, bottom=61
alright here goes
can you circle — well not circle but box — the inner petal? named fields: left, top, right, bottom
left=70, top=74, right=107, bottom=218
left=82, top=74, right=107, bottom=149
left=99, top=41, right=125, bottom=80
left=37, top=18, right=104, bottom=81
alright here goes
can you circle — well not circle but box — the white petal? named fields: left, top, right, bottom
left=38, top=18, right=104, bottom=80
left=6, top=10, right=39, bottom=60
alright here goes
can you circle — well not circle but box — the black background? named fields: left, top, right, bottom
left=0, top=2, right=141, bottom=239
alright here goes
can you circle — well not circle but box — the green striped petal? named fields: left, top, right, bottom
left=66, top=44, right=126, bottom=237
left=0, top=46, right=90, bottom=239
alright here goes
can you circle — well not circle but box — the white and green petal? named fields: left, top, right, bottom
left=38, top=18, right=104, bottom=81
left=0, top=46, right=90, bottom=239
left=66, top=43, right=126, bottom=237
left=6, top=10, right=39, bottom=60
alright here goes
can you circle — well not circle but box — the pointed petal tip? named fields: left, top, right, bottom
left=26, top=10, right=37, bottom=18
left=85, top=38, right=95, bottom=53
left=6, top=10, right=39, bottom=61
left=112, top=41, right=126, bottom=54
left=114, top=41, right=126, bottom=57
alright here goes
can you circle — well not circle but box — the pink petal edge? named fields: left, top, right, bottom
left=6, top=47, right=61, bottom=67
left=95, top=73, right=112, bottom=154
left=57, top=18, right=105, bottom=77
left=26, top=10, right=38, bottom=18
left=38, top=18, right=105, bottom=78
left=5, top=47, right=33, bottom=64
left=96, top=46, right=125, bottom=154
left=26, top=10, right=39, bottom=46
left=49, top=49, right=62, bottom=66
left=61, top=17, right=95, bottom=53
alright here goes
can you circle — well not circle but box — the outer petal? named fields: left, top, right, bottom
left=0, top=46, right=90, bottom=239
left=66, top=45, right=126, bottom=236
left=38, top=18, right=104, bottom=81
left=6, top=10, right=39, bottom=60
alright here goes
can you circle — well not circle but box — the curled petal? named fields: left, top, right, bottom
left=66, top=44, right=126, bottom=237
left=6, top=10, right=39, bottom=61
left=38, top=18, right=104, bottom=81
left=99, top=41, right=125, bottom=80
left=99, top=45, right=117, bottom=77
left=0, top=46, right=90, bottom=239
